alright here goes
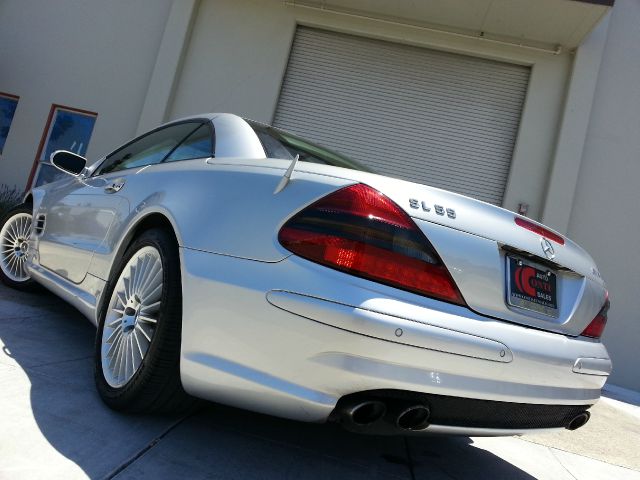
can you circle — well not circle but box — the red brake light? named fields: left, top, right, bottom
left=279, top=184, right=465, bottom=306
left=515, top=217, right=565, bottom=245
left=581, top=294, right=610, bottom=339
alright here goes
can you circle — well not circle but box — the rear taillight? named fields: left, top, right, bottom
left=581, top=294, right=610, bottom=339
left=515, top=217, right=565, bottom=245
left=278, top=184, right=465, bottom=306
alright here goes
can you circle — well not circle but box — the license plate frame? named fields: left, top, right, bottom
left=506, top=255, right=559, bottom=318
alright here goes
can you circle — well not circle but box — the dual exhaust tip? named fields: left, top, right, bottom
left=344, top=400, right=591, bottom=432
left=347, top=400, right=431, bottom=431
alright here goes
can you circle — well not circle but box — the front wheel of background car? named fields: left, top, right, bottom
left=0, top=204, right=37, bottom=291
left=94, top=228, right=194, bottom=413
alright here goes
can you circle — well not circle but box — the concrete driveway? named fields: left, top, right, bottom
left=1, top=283, right=638, bottom=480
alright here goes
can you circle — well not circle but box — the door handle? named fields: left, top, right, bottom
left=105, top=179, right=125, bottom=193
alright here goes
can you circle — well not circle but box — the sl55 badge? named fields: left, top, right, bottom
left=409, top=199, right=456, bottom=219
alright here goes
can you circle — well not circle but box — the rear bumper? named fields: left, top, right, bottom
left=179, top=247, right=611, bottom=435
left=330, top=390, right=592, bottom=435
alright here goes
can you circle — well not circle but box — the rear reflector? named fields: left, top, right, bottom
left=581, top=294, right=610, bottom=339
left=279, top=184, right=465, bottom=306
left=515, top=217, right=565, bottom=245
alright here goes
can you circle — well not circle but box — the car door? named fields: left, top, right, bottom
left=36, top=121, right=206, bottom=284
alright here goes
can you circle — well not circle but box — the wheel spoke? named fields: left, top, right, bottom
left=116, top=290, right=127, bottom=307
left=106, top=330, right=123, bottom=358
left=130, top=336, right=138, bottom=375
left=123, top=275, right=131, bottom=301
left=133, top=330, right=145, bottom=359
left=143, top=282, right=163, bottom=304
left=139, top=300, right=161, bottom=314
left=8, top=254, right=18, bottom=275
left=135, top=323, right=152, bottom=342
left=118, top=340, right=127, bottom=380
left=137, top=315, right=157, bottom=325
left=129, top=261, right=140, bottom=297
left=124, top=336, right=131, bottom=381
left=17, top=257, right=26, bottom=278
left=7, top=223, right=17, bottom=243
left=105, top=323, right=123, bottom=342
left=138, top=262, right=161, bottom=299
left=110, top=335, right=125, bottom=372
left=132, top=255, right=148, bottom=296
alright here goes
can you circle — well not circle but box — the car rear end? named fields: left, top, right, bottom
left=268, top=173, right=611, bottom=434
left=177, top=132, right=610, bottom=435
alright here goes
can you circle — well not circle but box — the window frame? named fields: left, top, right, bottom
left=92, top=119, right=214, bottom=177
left=0, top=91, right=20, bottom=156
left=162, top=122, right=216, bottom=164
left=26, top=103, right=98, bottom=189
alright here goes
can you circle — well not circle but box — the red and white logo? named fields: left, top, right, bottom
left=514, top=266, right=537, bottom=297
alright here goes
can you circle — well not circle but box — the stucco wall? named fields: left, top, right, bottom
left=568, top=0, right=640, bottom=391
left=169, top=0, right=573, bottom=219
left=0, top=0, right=173, bottom=188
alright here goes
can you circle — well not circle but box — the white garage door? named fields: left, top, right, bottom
left=273, top=27, right=531, bottom=205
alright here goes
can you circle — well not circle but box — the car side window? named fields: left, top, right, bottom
left=254, top=129, right=294, bottom=160
left=164, top=124, right=213, bottom=162
left=247, top=121, right=372, bottom=173
left=96, top=122, right=202, bottom=175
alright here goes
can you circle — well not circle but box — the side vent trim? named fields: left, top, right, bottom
left=34, top=214, right=46, bottom=236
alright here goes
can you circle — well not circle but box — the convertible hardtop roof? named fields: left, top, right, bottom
left=165, top=112, right=249, bottom=126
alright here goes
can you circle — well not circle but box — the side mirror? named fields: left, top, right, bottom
left=50, top=150, right=87, bottom=176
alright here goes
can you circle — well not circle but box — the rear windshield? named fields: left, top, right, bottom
left=247, top=121, right=373, bottom=173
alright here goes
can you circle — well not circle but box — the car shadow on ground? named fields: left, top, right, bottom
left=0, top=285, right=536, bottom=479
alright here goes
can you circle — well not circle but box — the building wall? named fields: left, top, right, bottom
left=0, top=0, right=173, bottom=188
left=568, top=0, right=640, bottom=391
left=169, top=0, right=573, bottom=219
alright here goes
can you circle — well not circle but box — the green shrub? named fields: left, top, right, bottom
left=0, top=184, right=23, bottom=218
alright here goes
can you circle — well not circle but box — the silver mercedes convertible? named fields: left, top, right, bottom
left=0, top=113, right=611, bottom=435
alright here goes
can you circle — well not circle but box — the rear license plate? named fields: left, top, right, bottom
left=507, top=256, right=558, bottom=318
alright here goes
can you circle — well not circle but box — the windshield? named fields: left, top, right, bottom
left=247, top=120, right=373, bottom=173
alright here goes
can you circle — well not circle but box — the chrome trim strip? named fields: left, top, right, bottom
left=572, top=357, right=612, bottom=376
left=266, top=290, right=513, bottom=363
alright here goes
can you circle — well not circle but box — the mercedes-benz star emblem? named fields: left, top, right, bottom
left=541, top=238, right=555, bottom=260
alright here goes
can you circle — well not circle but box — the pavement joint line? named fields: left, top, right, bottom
left=14, top=360, right=95, bottom=389
left=547, top=445, right=579, bottom=480
left=0, top=313, right=76, bottom=323
left=518, top=436, right=640, bottom=472
left=0, top=315, right=31, bottom=321
left=25, top=355, right=93, bottom=370
left=102, top=412, right=193, bottom=480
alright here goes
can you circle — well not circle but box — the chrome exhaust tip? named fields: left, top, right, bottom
left=566, top=411, right=590, bottom=431
left=347, top=400, right=387, bottom=426
left=396, top=405, right=431, bottom=431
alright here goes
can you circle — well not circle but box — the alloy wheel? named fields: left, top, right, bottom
left=0, top=212, right=32, bottom=282
left=101, top=246, right=163, bottom=388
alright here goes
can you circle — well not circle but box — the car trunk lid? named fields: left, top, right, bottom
left=314, top=168, right=608, bottom=336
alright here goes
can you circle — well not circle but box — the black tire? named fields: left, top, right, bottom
left=0, top=203, right=38, bottom=291
left=94, top=228, right=195, bottom=413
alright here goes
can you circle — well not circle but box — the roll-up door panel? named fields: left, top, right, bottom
left=273, top=27, right=530, bottom=205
